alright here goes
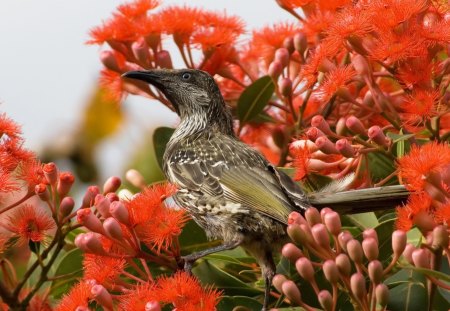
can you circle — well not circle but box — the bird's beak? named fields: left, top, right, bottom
left=122, top=70, right=164, bottom=88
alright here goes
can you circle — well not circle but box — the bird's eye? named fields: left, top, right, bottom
left=182, top=72, right=191, bottom=80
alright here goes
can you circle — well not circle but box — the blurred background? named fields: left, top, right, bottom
left=0, top=0, right=292, bottom=185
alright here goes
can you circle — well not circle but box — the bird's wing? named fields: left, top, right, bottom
left=166, top=134, right=309, bottom=224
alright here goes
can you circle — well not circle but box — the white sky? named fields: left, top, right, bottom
left=0, top=0, right=293, bottom=177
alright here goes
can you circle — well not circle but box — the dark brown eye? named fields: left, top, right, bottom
left=182, top=72, right=191, bottom=80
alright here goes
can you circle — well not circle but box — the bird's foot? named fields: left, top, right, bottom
left=177, top=255, right=196, bottom=275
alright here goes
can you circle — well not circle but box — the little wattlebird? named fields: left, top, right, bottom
left=122, top=69, right=409, bottom=310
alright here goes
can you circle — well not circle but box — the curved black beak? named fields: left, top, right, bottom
left=122, top=70, right=163, bottom=88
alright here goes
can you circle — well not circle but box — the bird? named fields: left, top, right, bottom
left=122, top=69, right=409, bottom=310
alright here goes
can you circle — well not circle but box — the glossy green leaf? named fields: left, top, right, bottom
left=387, top=132, right=415, bottom=143
left=373, top=218, right=396, bottom=265
left=179, top=219, right=211, bottom=255
left=387, top=269, right=428, bottom=311
left=217, top=296, right=263, bottom=311
left=153, top=126, right=175, bottom=170
left=51, top=248, right=84, bottom=299
left=367, top=152, right=396, bottom=183
left=237, top=76, right=275, bottom=123
left=344, top=212, right=379, bottom=230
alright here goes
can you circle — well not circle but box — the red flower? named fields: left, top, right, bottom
left=117, top=0, right=159, bottom=19
left=0, top=170, right=18, bottom=193
left=17, top=159, right=45, bottom=190
left=87, top=13, right=139, bottom=45
left=0, top=139, right=35, bottom=173
left=290, top=141, right=311, bottom=181
left=400, top=89, right=440, bottom=126
left=0, top=113, right=22, bottom=141
left=395, top=192, right=432, bottom=231
left=83, top=254, right=126, bottom=285
left=317, top=65, right=356, bottom=102
left=435, top=202, right=450, bottom=226
left=119, top=282, right=159, bottom=311
left=100, top=69, right=126, bottom=102
left=159, top=6, right=203, bottom=45
left=2, top=204, right=55, bottom=246
left=55, top=281, right=92, bottom=311
left=158, top=271, right=222, bottom=311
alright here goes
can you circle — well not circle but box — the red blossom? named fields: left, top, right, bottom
left=317, top=65, right=356, bottom=102
left=119, top=282, right=159, bottom=311
left=17, top=159, right=45, bottom=190
left=400, top=89, right=440, bottom=126
left=100, top=69, right=126, bottom=102
left=290, top=141, right=311, bottom=181
left=159, top=6, right=203, bottom=45
left=117, top=0, right=159, bottom=19
left=55, top=281, right=92, bottom=311
left=0, top=113, right=22, bottom=140
left=395, top=192, right=432, bottom=231
left=83, top=254, right=126, bottom=285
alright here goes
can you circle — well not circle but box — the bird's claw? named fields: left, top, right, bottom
left=177, top=255, right=195, bottom=274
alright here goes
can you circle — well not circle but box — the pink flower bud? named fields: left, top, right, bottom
left=368, top=126, right=390, bottom=147
left=156, top=50, right=173, bottom=69
left=323, top=260, right=339, bottom=284
left=319, top=207, right=333, bottom=221
left=100, top=50, right=121, bottom=72
left=414, top=211, right=436, bottom=233
left=91, top=284, right=113, bottom=310
left=106, top=192, right=119, bottom=202
left=287, top=223, right=307, bottom=245
left=273, top=274, right=287, bottom=293
left=324, top=212, right=342, bottom=236
left=362, top=237, right=379, bottom=261
left=132, top=38, right=151, bottom=66
left=282, top=243, right=303, bottom=263
left=293, top=33, right=307, bottom=55
left=368, top=260, right=383, bottom=284
left=283, top=37, right=295, bottom=54
left=392, top=230, right=407, bottom=257
left=345, top=116, right=366, bottom=136
left=311, top=115, right=333, bottom=135
left=403, top=243, right=416, bottom=265
left=94, top=194, right=111, bottom=218
left=77, top=209, right=105, bottom=234
left=57, top=172, right=75, bottom=197
left=412, top=248, right=430, bottom=268
left=375, top=284, right=389, bottom=307
left=103, top=176, right=121, bottom=194
left=74, top=234, right=87, bottom=252
left=103, top=217, right=124, bottom=240
left=275, top=48, right=290, bottom=68
left=351, top=54, right=371, bottom=77
left=43, top=162, right=58, bottom=185
left=335, top=139, right=355, bottom=158
left=432, top=225, right=449, bottom=249
left=350, top=273, right=366, bottom=300
left=279, top=77, right=292, bottom=97
left=268, top=60, right=283, bottom=80
left=60, top=196, right=75, bottom=218
left=336, top=253, right=351, bottom=276
left=288, top=211, right=307, bottom=226
left=35, top=183, right=50, bottom=202
left=75, top=307, right=89, bottom=311
left=347, top=239, right=363, bottom=264
left=315, top=136, right=339, bottom=154
left=338, top=231, right=353, bottom=252
left=336, top=117, right=347, bottom=136
left=305, top=208, right=321, bottom=226
left=306, top=127, right=325, bottom=142
left=281, top=280, right=302, bottom=305
left=84, top=232, right=106, bottom=255
left=145, top=301, right=161, bottom=311
left=82, top=186, right=100, bottom=208
left=126, top=169, right=146, bottom=189
left=318, top=290, right=333, bottom=311
left=295, top=257, right=315, bottom=282
left=311, top=223, right=330, bottom=249
left=362, top=229, right=378, bottom=244
left=109, top=201, right=130, bottom=225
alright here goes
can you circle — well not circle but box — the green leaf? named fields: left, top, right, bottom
left=386, top=132, right=415, bottom=143
left=367, top=152, right=396, bottom=183
left=51, top=248, right=84, bottom=299
left=153, top=126, right=174, bottom=170
left=237, top=76, right=275, bottom=123
left=387, top=269, right=428, bottom=311
left=344, top=212, right=379, bottom=230
left=403, top=266, right=450, bottom=283
left=217, top=296, right=263, bottom=311
left=373, top=218, right=396, bottom=265
left=179, top=219, right=211, bottom=255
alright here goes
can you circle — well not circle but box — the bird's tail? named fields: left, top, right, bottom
left=308, top=185, right=410, bottom=214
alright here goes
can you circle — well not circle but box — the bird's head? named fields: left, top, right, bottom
left=122, top=69, right=233, bottom=133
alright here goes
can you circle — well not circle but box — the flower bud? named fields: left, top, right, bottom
left=412, top=248, right=430, bottom=268
left=103, top=217, right=124, bottom=240
left=324, top=211, right=342, bottom=236
left=275, top=48, right=290, bottom=68
left=338, top=231, right=353, bottom=252
left=60, top=196, right=75, bottom=217
left=106, top=192, right=119, bottom=202
left=375, top=284, right=389, bottom=307
left=126, top=169, right=146, bottom=189
left=345, top=116, right=366, bottom=135
left=77, top=209, right=105, bottom=234
left=82, top=186, right=100, bottom=208
left=336, top=117, right=347, bottom=136
left=315, top=136, right=339, bottom=154
left=145, top=301, right=161, bottom=311
left=350, top=273, right=366, bottom=300
left=43, top=162, right=58, bottom=185
left=84, top=233, right=106, bottom=255
left=288, top=211, right=307, bottom=226
left=305, top=208, right=321, bottom=226
left=311, top=223, right=330, bottom=249
left=132, top=38, right=151, bottom=66
left=402, top=243, right=416, bottom=265
left=335, top=139, right=355, bottom=158
left=281, top=280, right=302, bottom=305
left=293, top=33, right=307, bottom=55
left=282, top=243, right=303, bottom=263
left=347, top=239, right=363, bottom=264
left=268, top=60, right=283, bottom=80
left=91, top=284, right=113, bottom=310
left=414, top=211, right=436, bottom=233
left=287, top=223, right=307, bottom=245
left=273, top=274, right=287, bottom=293
left=392, top=230, right=407, bottom=257
left=368, top=126, right=390, bottom=147
left=35, top=183, right=50, bottom=202
left=283, top=37, right=295, bottom=54
left=311, top=115, right=333, bottom=135
left=103, top=176, right=121, bottom=194
left=57, top=172, right=75, bottom=197
left=295, top=257, right=315, bottom=282
left=351, top=54, right=371, bottom=77
left=100, top=50, right=121, bottom=72
left=156, top=50, right=173, bottom=69
left=432, top=225, right=449, bottom=249
left=74, top=234, right=87, bottom=252
left=279, top=77, right=292, bottom=97
left=362, top=229, right=378, bottom=244
left=319, top=207, right=333, bottom=221
left=362, top=237, right=379, bottom=260
left=109, top=201, right=130, bottom=225
left=368, top=260, right=383, bottom=284
left=323, top=260, right=339, bottom=284
left=75, top=307, right=89, bottom=311
left=318, top=290, right=333, bottom=311
left=94, top=194, right=111, bottom=218
left=306, top=127, right=325, bottom=142
left=335, top=254, right=352, bottom=276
